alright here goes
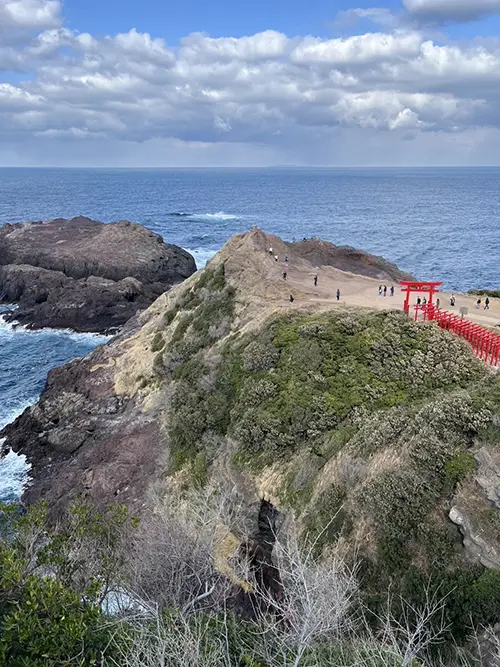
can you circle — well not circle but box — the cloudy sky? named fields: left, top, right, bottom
left=2, top=0, right=500, bottom=166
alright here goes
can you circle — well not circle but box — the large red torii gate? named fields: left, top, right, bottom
left=400, top=280, right=443, bottom=315
left=399, top=280, right=500, bottom=366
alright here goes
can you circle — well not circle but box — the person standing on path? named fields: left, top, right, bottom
left=436, top=298, right=440, bottom=310
left=314, top=275, right=318, bottom=287
left=383, top=285, right=387, bottom=297
left=289, top=294, right=294, bottom=303
left=485, top=297, right=490, bottom=310
left=285, top=256, right=289, bottom=266
left=390, top=286, right=394, bottom=297
left=274, top=255, right=279, bottom=262
left=450, top=294, right=456, bottom=307
left=378, top=285, right=383, bottom=296
left=336, top=289, right=341, bottom=301
left=283, top=271, right=287, bottom=281
left=417, top=297, right=422, bottom=305
left=476, top=298, right=482, bottom=309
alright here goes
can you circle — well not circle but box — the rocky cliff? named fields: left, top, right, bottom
left=2, top=228, right=500, bottom=643
left=0, top=217, right=196, bottom=332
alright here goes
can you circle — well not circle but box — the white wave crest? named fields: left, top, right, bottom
left=169, top=211, right=238, bottom=221
left=197, top=211, right=238, bottom=221
left=0, top=315, right=111, bottom=344
left=183, top=247, right=218, bottom=269
left=0, top=440, right=31, bottom=502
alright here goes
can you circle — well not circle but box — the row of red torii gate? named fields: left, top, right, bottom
left=400, top=281, right=500, bottom=367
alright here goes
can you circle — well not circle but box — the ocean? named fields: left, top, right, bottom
left=1, top=166, right=499, bottom=500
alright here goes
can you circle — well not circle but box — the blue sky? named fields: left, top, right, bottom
left=61, top=0, right=398, bottom=40
left=60, top=0, right=500, bottom=42
left=2, top=0, right=500, bottom=166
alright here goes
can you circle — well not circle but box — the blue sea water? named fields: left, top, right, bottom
left=0, top=166, right=499, bottom=500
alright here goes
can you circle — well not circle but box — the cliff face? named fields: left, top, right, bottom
left=0, top=217, right=196, bottom=332
left=2, top=228, right=500, bottom=640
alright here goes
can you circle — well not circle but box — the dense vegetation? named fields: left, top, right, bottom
left=150, top=265, right=500, bottom=653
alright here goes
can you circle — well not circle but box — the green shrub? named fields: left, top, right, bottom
left=443, top=451, right=476, bottom=492
left=151, top=332, right=165, bottom=352
left=468, top=289, right=500, bottom=299
left=0, top=502, right=134, bottom=666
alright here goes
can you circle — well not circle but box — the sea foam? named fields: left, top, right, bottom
left=169, top=211, right=238, bottom=221
left=183, top=247, right=218, bottom=269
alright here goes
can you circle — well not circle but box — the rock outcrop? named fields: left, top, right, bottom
left=0, top=217, right=196, bottom=332
left=449, top=445, right=500, bottom=569
left=287, top=237, right=416, bottom=282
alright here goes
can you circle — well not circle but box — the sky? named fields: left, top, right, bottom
left=2, top=0, right=500, bottom=166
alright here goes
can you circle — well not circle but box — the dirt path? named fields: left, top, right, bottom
left=274, top=257, right=500, bottom=330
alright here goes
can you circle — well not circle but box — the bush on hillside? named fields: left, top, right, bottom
left=0, top=501, right=134, bottom=666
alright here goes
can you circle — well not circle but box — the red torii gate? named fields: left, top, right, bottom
left=400, top=280, right=443, bottom=316
left=399, top=280, right=500, bottom=366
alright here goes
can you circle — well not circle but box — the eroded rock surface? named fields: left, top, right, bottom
left=0, top=217, right=196, bottom=332
left=449, top=445, right=500, bottom=569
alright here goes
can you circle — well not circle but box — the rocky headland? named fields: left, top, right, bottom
left=0, top=216, right=196, bottom=332
left=2, top=227, right=500, bottom=655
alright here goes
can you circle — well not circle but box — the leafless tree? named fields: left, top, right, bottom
left=245, top=517, right=359, bottom=667
left=125, top=486, right=245, bottom=611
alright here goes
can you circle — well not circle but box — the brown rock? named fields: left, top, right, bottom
left=0, top=217, right=196, bottom=332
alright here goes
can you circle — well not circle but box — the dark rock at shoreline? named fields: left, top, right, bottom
left=0, top=328, right=162, bottom=516
left=0, top=217, right=196, bottom=332
left=288, top=238, right=415, bottom=282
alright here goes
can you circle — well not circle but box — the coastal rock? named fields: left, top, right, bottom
left=288, top=237, right=416, bottom=282
left=448, top=445, right=500, bottom=569
left=1, top=332, right=162, bottom=515
left=0, top=217, right=196, bottom=332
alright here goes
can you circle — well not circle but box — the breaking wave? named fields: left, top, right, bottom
left=183, top=247, right=218, bottom=269
left=0, top=443, right=31, bottom=504
left=0, top=311, right=111, bottom=503
left=0, top=314, right=111, bottom=345
left=169, top=211, right=239, bottom=221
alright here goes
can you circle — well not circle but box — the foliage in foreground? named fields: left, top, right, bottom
left=0, top=502, right=134, bottom=667
left=0, top=499, right=488, bottom=667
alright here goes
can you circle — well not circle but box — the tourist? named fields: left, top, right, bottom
left=485, top=297, right=490, bottom=310
left=450, top=294, right=456, bottom=307
left=285, top=256, right=289, bottom=266
left=383, top=285, right=387, bottom=297
left=314, top=274, right=318, bottom=287
left=269, top=247, right=273, bottom=255
left=274, top=255, right=279, bottom=262
left=289, top=294, right=294, bottom=303
left=436, top=298, right=440, bottom=309
left=283, top=271, right=287, bottom=281
left=336, top=288, right=341, bottom=301
left=476, top=298, right=482, bottom=309
left=390, top=286, right=394, bottom=297
left=423, top=297, right=427, bottom=305
left=417, top=297, right=422, bottom=305
left=378, top=285, right=383, bottom=296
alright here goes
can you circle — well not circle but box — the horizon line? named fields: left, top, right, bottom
left=1, top=165, right=500, bottom=170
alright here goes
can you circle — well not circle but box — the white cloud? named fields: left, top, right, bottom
left=0, top=0, right=60, bottom=43
left=403, top=0, right=500, bottom=23
left=2, top=10, right=500, bottom=165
